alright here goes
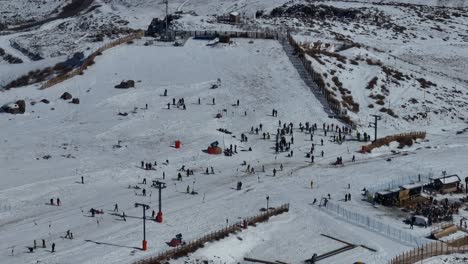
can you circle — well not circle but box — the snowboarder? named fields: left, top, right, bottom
left=34, top=240, right=37, bottom=249
left=143, top=178, right=146, bottom=184
left=142, top=189, right=146, bottom=196
left=42, top=239, right=46, bottom=248
left=56, top=198, right=60, bottom=206
left=321, top=150, right=324, bottom=157
left=352, top=155, right=355, bottom=162
left=172, top=98, right=176, bottom=105
left=81, top=176, right=84, bottom=184
left=164, top=89, right=167, bottom=96
left=312, top=198, right=317, bottom=205
left=152, top=210, right=155, bottom=218
left=273, top=168, right=277, bottom=177
left=122, top=212, right=126, bottom=221
left=311, top=155, right=314, bottom=163
left=310, top=180, right=314, bottom=189
left=212, top=98, right=215, bottom=105
left=211, top=167, right=214, bottom=174
left=321, top=139, right=323, bottom=146
left=50, top=198, right=54, bottom=206
left=51, top=243, right=55, bottom=253
left=141, top=161, right=144, bottom=168
left=237, top=181, right=242, bottom=190
left=186, top=185, right=190, bottom=194
left=65, top=230, right=71, bottom=239
left=280, top=163, right=283, bottom=171
left=114, top=203, right=119, bottom=212
left=167, top=103, right=170, bottom=109
left=237, top=99, right=239, bottom=106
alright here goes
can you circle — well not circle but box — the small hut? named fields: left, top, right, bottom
left=229, top=12, right=241, bottom=24
left=375, top=188, right=400, bottom=206
left=432, top=175, right=461, bottom=194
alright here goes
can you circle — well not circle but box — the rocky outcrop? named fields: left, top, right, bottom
left=60, top=92, right=72, bottom=100
left=115, top=80, right=135, bottom=89
left=1, top=100, right=26, bottom=114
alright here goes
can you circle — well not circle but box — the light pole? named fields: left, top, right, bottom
left=153, top=181, right=166, bottom=223
left=135, top=203, right=150, bottom=251
left=369, top=114, right=381, bottom=142
left=266, top=196, right=270, bottom=211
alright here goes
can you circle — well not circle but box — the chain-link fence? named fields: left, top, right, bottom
left=321, top=201, right=429, bottom=246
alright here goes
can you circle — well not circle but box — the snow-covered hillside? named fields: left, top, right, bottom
left=1, top=1, right=468, bottom=264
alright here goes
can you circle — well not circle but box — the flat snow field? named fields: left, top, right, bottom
left=1, top=38, right=468, bottom=264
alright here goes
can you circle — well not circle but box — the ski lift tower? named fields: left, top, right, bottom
left=160, top=0, right=171, bottom=40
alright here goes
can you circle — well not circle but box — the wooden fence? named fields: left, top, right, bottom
left=363, top=132, right=426, bottom=153
left=389, top=240, right=468, bottom=264
left=285, top=33, right=356, bottom=128
left=134, top=204, right=290, bottom=264
left=40, top=30, right=145, bottom=89
left=171, top=30, right=283, bottom=41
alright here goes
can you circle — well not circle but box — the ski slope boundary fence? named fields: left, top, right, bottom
left=134, top=204, right=290, bottom=264
left=40, top=30, right=145, bottom=89
left=321, top=201, right=428, bottom=246
left=286, top=33, right=356, bottom=128
left=171, top=30, right=284, bottom=40
left=389, top=240, right=468, bottom=264
left=364, top=132, right=427, bottom=153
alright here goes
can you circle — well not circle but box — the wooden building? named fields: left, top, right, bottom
left=431, top=175, right=461, bottom=194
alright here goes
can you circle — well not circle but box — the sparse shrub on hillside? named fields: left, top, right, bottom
left=416, top=78, right=436, bottom=88
left=366, top=59, right=383, bottom=66
left=387, top=108, right=398, bottom=118
left=342, top=95, right=359, bottom=113
left=331, top=76, right=343, bottom=88
left=382, top=66, right=408, bottom=81
left=366, top=77, right=378, bottom=89
left=368, top=104, right=374, bottom=108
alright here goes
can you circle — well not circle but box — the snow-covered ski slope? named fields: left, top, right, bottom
left=2, top=36, right=468, bottom=264
left=2, top=0, right=468, bottom=263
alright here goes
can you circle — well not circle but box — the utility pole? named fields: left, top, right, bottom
left=153, top=181, right=166, bottom=223
left=163, top=0, right=169, bottom=38
left=135, top=203, right=150, bottom=251
left=369, top=114, right=381, bottom=142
